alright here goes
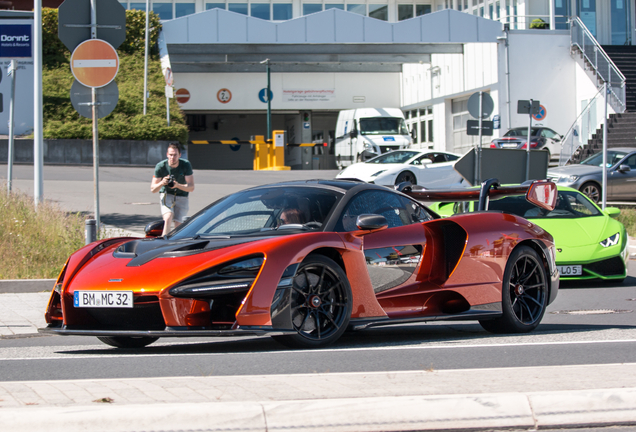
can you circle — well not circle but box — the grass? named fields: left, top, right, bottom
left=0, top=186, right=86, bottom=279
left=616, top=206, right=636, bottom=238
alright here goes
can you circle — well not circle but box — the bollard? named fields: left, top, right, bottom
left=85, top=219, right=97, bottom=245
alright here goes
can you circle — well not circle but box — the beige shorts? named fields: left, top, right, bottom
left=160, top=193, right=189, bottom=223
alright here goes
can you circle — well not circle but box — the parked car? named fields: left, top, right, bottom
left=335, top=150, right=466, bottom=188
left=490, top=127, right=562, bottom=159
left=430, top=186, right=628, bottom=283
left=41, top=179, right=558, bottom=349
left=547, top=147, right=636, bottom=203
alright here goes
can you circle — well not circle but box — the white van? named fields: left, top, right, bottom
left=335, top=108, right=413, bottom=168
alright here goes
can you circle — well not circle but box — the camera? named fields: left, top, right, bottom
left=167, top=175, right=175, bottom=188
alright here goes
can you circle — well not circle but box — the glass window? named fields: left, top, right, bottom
left=369, top=4, right=388, bottom=20
left=251, top=3, right=270, bottom=19
left=325, top=3, right=344, bottom=9
left=176, top=3, right=195, bottom=17
left=206, top=3, right=226, bottom=10
left=273, top=3, right=293, bottom=19
left=130, top=2, right=146, bottom=11
left=398, top=4, right=413, bottom=20
left=153, top=3, right=173, bottom=19
left=416, top=4, right=431, bottom=15
left=420, top=120, right=427, bottom=142
left=338, top=190, right=410, bottom=231
left=229, top=3, right=248, bottom=14
left=303, top=3, right=323, bottom=14
left=347, top=4, right=366, bottom=15
left=119, top=1, right=128, bottom=8
left=428, top=119, right=433, bottom=142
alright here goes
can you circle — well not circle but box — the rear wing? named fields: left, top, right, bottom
left=399, top=178, right=557, bottom=212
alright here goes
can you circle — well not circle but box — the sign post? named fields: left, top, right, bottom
left=517, top=99, right=541, bottom=181
left=59, top=0, right=125, bottom=232
left=467, top=91, right=494, bottom=184
left=7, top=60, right=16, bottom=194
left=164, top=67, right=173, bottom=126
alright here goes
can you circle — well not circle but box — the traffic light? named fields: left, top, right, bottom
left=303, top=112, right=309, bottom=121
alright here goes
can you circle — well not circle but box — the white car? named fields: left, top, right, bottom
left=335, top=150, right=467, bottom=188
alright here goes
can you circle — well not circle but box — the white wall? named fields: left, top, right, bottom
left=497, top=31, right=576, bottom=137
left=173, top=72, right=403, bottom=111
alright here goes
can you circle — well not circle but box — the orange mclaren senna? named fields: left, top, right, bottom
left=40, top=179, right=559, bottom=349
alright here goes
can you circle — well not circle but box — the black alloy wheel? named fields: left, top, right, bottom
left=273, top=255, right=352, bottom=348
left=580, top=182, right=601, bottom=203
left=480, top=246, right=548, bottom=334
left=97, top=336, right=159, bottom=349
left=395, top=171, right=416, bottom=185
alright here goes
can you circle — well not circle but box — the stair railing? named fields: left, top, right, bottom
left=558, top=86, right=605, bottom=166
left=570, top=16, right=627, bottom=113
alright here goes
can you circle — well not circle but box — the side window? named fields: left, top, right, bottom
left=398, top=196, right=434, bottom=223
left=623, top=154, right=636, bottom=169
left=339, top=190, right=410, bottom=231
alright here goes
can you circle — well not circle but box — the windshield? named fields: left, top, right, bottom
left=580, top=151, right=627, bottom=167
left=487, top=190, right=601, bottom=219
left=366, top=150, right=419, bottom=164
left=359, top=117, right=409, bottom=135
left=503, top=128, right=540, bottom=137
left=169, top=186, right=343, bottom=239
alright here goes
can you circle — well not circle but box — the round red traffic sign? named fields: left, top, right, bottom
left=176, top=88, right=190, bottom=104
left=70, top=39, right=119, bottom=88
left=217, top=88, right=232, bottom=104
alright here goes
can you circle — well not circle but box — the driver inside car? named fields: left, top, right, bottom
left=278, top=207, right=306, bottom=226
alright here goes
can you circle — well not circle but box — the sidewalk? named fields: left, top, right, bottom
left=0, top=239, right=635, bottom=431
left=0, top=364, right=635, bottom=431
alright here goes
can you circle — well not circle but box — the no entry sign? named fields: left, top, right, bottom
left=176, top=88, right=190, bottom=104
left=71, top=39, right=119, bottom=88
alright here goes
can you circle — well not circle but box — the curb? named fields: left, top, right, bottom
left=1, top=388, right=635, bottom=432
left=0, top=279, right=54, bottom=294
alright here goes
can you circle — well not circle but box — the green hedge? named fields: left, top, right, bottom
left=41, top=8, right=188, bottom=144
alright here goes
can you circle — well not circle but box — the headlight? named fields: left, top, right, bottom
left=559, top=175, right=578, bottom=183
left=169, top=256, right=264, bottom=297
left=371, top=170, right=387, bottom=177
left=363, top=142, right=373, bottom=149
left=600, top=233, right=620, bottom=248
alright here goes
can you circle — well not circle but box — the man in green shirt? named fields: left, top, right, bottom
left=151, top=143, right=195, bottom=236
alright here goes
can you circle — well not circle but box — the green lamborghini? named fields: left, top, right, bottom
left=430, top=186, right=628, bottom=282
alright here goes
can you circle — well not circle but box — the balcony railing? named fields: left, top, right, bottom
left=570, top=16, right=627, bottom=113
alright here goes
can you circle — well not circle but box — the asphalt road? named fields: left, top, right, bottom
left=0, top=164, right=341, bottom=234
left=1, top=270, right=635, bottom=382
left=1, top=164, right=635, bottom=383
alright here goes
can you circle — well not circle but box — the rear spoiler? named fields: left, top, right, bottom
left=398, top=178, right=557, bottom=212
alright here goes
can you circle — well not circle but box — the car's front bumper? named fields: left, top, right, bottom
left=557, top=255, right=627, bottom=281
left=38, top=324, right=296, bottom=338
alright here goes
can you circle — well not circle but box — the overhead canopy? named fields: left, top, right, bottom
left=162, top=8, right=502, bottom=73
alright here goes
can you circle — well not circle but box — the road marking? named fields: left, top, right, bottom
left=1, top=338, right=635, bottom=362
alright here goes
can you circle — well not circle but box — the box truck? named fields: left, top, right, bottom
left=335, top=108, right=413, bottom=168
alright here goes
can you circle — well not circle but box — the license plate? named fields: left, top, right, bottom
left=74, top=291, right=134, bottom=308
left=558, top=265, right=583, bottom=276
left=502, top=143, right=518, bottom=148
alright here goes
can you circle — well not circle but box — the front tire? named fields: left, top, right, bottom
left=97, top=336, right=159, bottom=349
left=480, top=246, right=548, bottom=334
left=395, top=171, right=417, bottom=185
left=580, top=182, right=601, bottom=203
left=273, top=255, right=352, bottom=348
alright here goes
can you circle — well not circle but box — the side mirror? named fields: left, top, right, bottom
left=145, top=220, right=165, bottom=238
left=604, top=207, right=621, bottom=218
left=355, top=214, right=388, bottom=233
left=350, top=129, right=358, bottom=138
left=410, top=128, right=417, bottom=141
left=526, top=181, right=557, bottom=211
left=617, top=164, right=631, bottom=173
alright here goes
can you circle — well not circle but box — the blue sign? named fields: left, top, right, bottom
left=382, top=136, right=395, bottom=141
left=258, top=88, right=273, bottom=103
left=493, top=115, right=501, bottom=129
left=532, top=105, right=547, bottom=121
left=0, top=25, right=32, bottom=58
